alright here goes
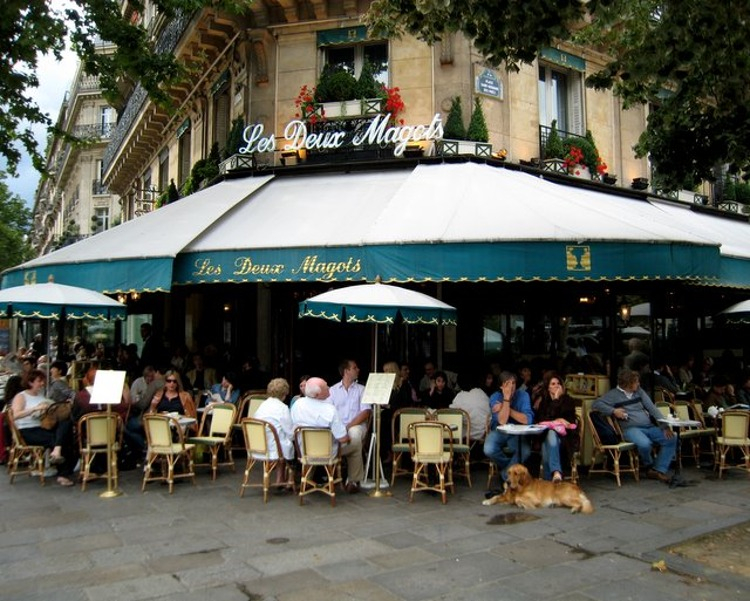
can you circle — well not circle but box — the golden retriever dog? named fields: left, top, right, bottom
left=483, top=464, right=594, bottom=514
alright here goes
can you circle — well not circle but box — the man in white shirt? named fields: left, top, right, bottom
left=130, top=366, right=155, bottom=408
left=328, top=359, right=370, bottom=493
left=450, top=385, right=490, bottom=442
left=290, top=377, right=349, bottom=454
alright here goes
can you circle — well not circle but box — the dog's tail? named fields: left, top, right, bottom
left=579, top=492, right=595, bottom=514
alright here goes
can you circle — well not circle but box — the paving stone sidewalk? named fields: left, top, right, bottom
left=1, top=464, right=748, bottom=601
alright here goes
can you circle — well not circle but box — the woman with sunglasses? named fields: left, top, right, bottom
left=148, top=370, right=197, bottom=422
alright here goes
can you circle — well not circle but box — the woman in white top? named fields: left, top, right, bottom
left=253, top=377, right=294, bottom=487
left=11, top=369, right=75, bottom=486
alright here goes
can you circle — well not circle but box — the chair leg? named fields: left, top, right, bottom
left=612, top=450, right=622, bottom=487
left=239, top=457, right=253, bottom=497
left=80, top=451, right=90, bottom=492
left=262, top=461, right=271, bottom=503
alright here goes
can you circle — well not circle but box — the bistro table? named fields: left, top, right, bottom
left=495, top=423, right=548, bottom=474
left=658, top=416, right=701, bottom=487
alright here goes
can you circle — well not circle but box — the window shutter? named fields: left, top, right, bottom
left=569, top=73, right=584, bottom=135
left=214, top=93, right=229, bottom=146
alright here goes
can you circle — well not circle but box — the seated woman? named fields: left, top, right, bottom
left=209, top=372, right=241, bottom=406
left=148, top=371, right=197, bottom=435
left=420, top=370, right=455, bottom=409
left=534, top=372, right=577, bottom=483
left=10, top=369, right=76, bottom=486
left=48, top=360, right=76, bottom=403
left=253, top=377, right=295, bottom=488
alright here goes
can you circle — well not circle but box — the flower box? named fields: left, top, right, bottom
left=319, top=98, right=384, bottom=119
left=436, top=139, right=493, bottom=158
left=542, top=158, right=567, bottom=174
left=569, top=164, right=592, bottom=180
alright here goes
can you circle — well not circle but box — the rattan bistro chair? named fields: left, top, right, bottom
left=294, top=426, right=342, bottom=507
left=142, top=414, right=196, bottom=494
left=78, top=412, right=122, bottom=491
left=240, top=417, right=295, bottom=502
left=714, top=410, right=750, bottom=478
left=188, top=403, right=237, bottom=480
left=673, top=401, right=715, bottom=467
left=408, top=421, right=454, bottom=504
left=390, top=408, right=426, bottom=486
left=587, top=411, right=639, bottom=486
left=436, top=408, right=472, bottom=487
left=6, top=409, right=46, bottom=485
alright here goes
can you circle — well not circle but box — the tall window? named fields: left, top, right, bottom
left=325, top=42, right=388, bottom=84
left=213, top=91, right=230, bottom=148
left=100, top=106, right=114, bottom=136
left=538, top=63, right=584, bottom=134
left=158, top=148, right=169, bottom=192
left=318, top=26, right=389, bottom=84
left=94, top=207, right=110, bottom=232
left=177, top=121, right=191, bottom=188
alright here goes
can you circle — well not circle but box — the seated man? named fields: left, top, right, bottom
left=593, top=367, right=677, bottom=482
left=328, top=359, right=371, bottom=493
left=290, top=376, right=349, bottom=460
left=483, top=370, right=534, bottom=481
left=449, top=376, right=491, bottom=443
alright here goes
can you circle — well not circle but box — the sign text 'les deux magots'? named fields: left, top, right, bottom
left=192, top=255, right=363, bottom=281
left=239, top=113, right=444, bottom=157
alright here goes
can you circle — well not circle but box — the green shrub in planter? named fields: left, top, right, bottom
left=444, top=96, right=466, bottom=140
left=545, top=119, right=564, bottom=160
left=466, top=97, right=489, bottom=142
left=356, top=61, right=381, bottom=99
left=224, top=116, right=246, bottom=159
left=315, top=65, right=358, bottom=102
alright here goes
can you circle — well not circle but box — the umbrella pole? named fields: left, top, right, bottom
left=368, top=324, right=391, bottom=497
left=100, top=404, right=122, bottom=499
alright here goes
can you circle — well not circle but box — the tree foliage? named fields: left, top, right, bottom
left=0, top=175, right=33, bottom=270
left=365, top=0, right=750, bottom=189
left=0, top=1, right=244, bottom=177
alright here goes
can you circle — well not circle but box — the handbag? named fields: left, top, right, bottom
left=40, top=402, right=73, bottom=430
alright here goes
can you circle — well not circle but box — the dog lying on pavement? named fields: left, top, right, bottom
left=482, top=464, right=594, bottom=514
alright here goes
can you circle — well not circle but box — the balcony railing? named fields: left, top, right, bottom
left=73, top=122, right=116, bottom=140
left=102, top=9, right=195, bottom=174
left=134, top=188, right=160, bottom=216
left=538, top=124, right=588, bottom=162
left=92, top=179, right=109, bottom=195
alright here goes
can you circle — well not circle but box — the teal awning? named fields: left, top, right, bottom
left=3, top=176, right=273, bottom=293
left=174, top=241, right=717, bottom=285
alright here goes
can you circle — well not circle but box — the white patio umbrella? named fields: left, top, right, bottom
left=0, top=280, right=127, bottom=376
left=718, top=299, right=750, bottom=324
left=298, top=280, right=457, bottom=495
left=0, top=281, right=127, bottom=321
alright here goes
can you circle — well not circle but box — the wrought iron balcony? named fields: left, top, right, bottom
left=73, top=122, right=115, bottom=140
left=92, top=179, right=109, bottom=195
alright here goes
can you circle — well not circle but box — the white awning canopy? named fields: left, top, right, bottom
left=4, top=161, right=746, bottom=291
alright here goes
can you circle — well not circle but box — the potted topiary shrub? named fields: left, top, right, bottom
left=314, top=66, right=363, bottom=118
left=464, top=97, right=492, bottom=157
left=438, top=96, right=492, bottom=157
left=543, top=119, right=566, bottom=174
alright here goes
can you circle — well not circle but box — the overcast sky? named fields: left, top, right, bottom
left=4, top=49, right=78, bottom=208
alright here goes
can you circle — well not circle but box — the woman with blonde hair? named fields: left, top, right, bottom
left=253, top=377, right=294, bottom=488
left=148, top=370, right=196, bottom=421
